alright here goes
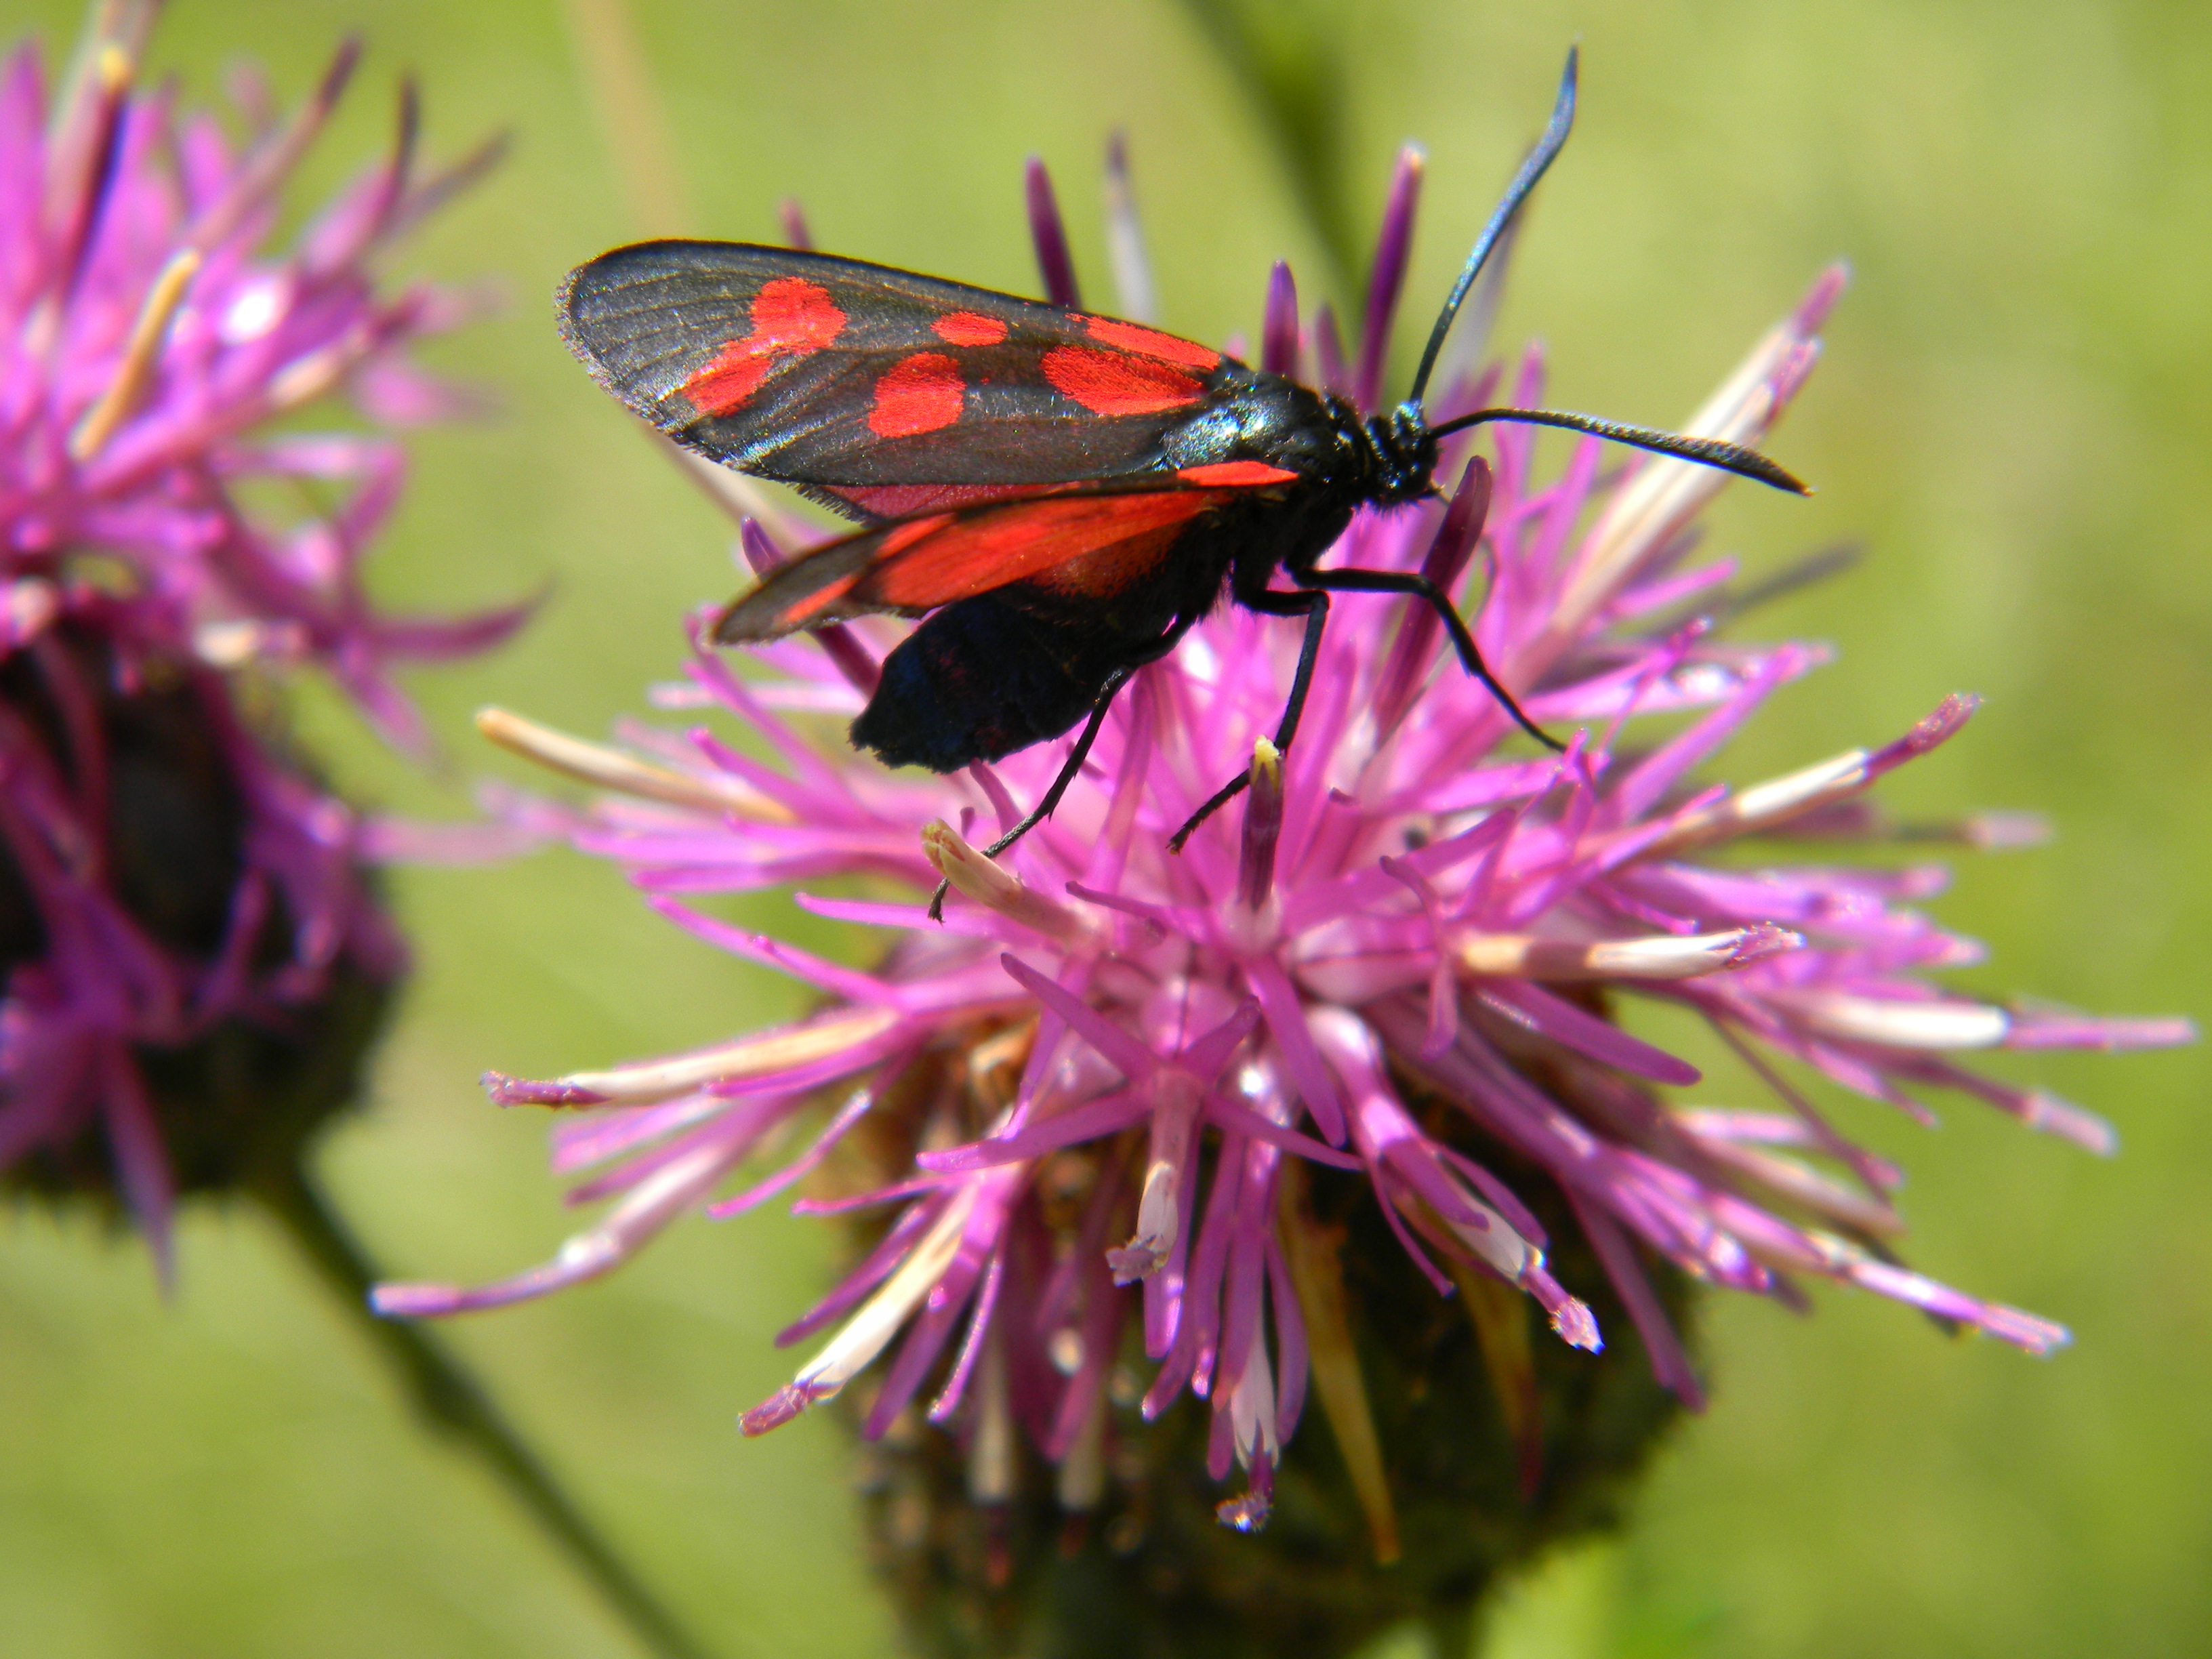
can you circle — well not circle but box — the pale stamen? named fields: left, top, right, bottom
left=921, top=819, right=1097, bottom=947
left=476, top=705, right=794, bottom=821
left=966, top=1337, right=1016, bottom=1504
left=762, top=1187, right=979, bottom=1423
left=1457, top=923, right=1800, bottom=982
left=1525, top=266, right=1845, bottom=675
left=1055, top=1386, right=1109, bottom=1512
left=1102, top=131, right=1157, bottom=324
left=1775, top=991, right=2010, bottom=1051
left=1108, top=1070, right=1204, bottom=1283
left=1237, top=737, right=1284, bottom=912
left=1645, top=748, right=1872, bottom=855
left=499, top=1006, right=903, bottom=1106
left=1680, top=1129, right=1904, bottom=1235
left=1227, top=1320, right=1279, bottom=1473
left=68, top=249, right=201, bottom=461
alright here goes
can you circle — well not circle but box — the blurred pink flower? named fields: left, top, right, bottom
left=0, top=8, right=525, bottom=747
left=1, top=3, right=522, bottom=1277
left=380, top=148, right=2190, bottom=1536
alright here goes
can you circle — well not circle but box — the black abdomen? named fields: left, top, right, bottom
left=852, top=592, right=1123, bottom=773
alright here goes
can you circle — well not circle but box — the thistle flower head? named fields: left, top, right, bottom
left=380, top=142, right=2190, bottom=1650
left=1, top=3, right=518, bottom=1277
left=1, top=2, right=525, bottom=745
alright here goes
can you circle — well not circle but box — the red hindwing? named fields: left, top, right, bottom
left=712, top=486, right=1258, bottom=642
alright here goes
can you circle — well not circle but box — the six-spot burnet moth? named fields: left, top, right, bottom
left=556, top=50, right=1806, bottom=918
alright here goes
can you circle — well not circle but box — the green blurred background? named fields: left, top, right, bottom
left=2, top=0, right=2207, bottom=1654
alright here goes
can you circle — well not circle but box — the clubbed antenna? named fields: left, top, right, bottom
left=1427, top=405, right=1809, bottom=495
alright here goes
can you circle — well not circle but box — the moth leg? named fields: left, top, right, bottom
left=929, top=616, right=1194, bottom=922
left=1290, top=562, right=1561, bottom=751
left=1167, top=588, right=1328, bottom=853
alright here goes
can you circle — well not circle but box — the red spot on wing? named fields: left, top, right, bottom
left=1175, top=462, right=1300, bottom=487
left=869, top=353, right=966, bottom=437
left=933, top=310, right=1010, bottom=346
left=859, top=493, right=1217, bottom=611
left=680, top=277, right=847, bottom=415
left=754, top=279, right=847, bottom=348
left=1084, top=316, right=1220, bottom=371
left=1042, top=346, right=1203, bottom=417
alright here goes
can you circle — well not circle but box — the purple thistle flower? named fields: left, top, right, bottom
left=0, top=17, right=722, bottom=1656
left=1, top=3, right=521, bottom=1278
left=380, top=142, right=2189, bottom=1629
left=1, top=5, right=524, bottom=749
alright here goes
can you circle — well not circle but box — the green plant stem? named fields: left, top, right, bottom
left=253, top=1159, right=716, bottom=1659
